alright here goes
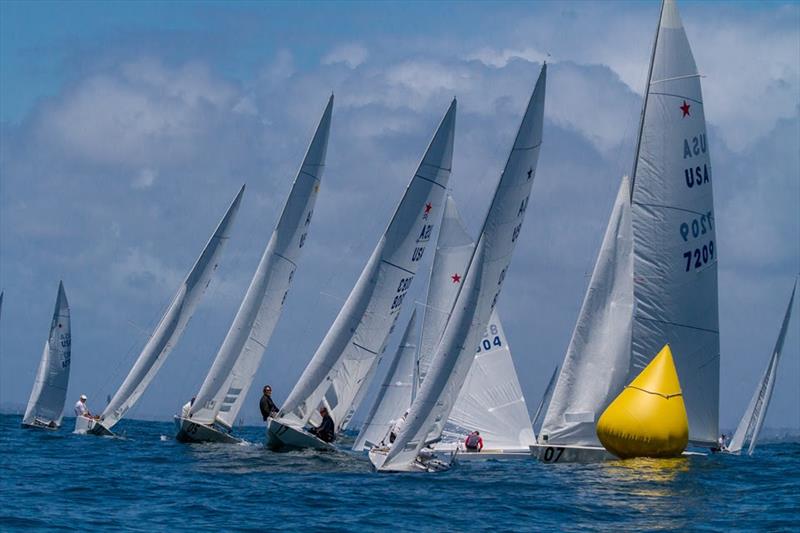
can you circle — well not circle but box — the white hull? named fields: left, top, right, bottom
left=21, top=419, right=59, bottom=431
left=265, top=418, right=335, bottom=451
left=174, top=416, right=242, bottom=444
left=530, top=443, right=615, bottom=463
left=369, top=447, right=454, bottom=472
left=73, top=416, right=115, bottom=437
left=431, top=443, right=530, bottom=461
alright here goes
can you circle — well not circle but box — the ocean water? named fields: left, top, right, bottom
left=1, top=414, right=797, bottom=532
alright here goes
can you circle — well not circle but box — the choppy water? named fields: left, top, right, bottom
left=1, top=414, right=798, bottom=531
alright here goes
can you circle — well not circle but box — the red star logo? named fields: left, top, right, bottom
left=451, top=273, right=461, bottom=283
left=424, top=202, right=432, bottom=215
left=680, top=100, right=691, bottom=117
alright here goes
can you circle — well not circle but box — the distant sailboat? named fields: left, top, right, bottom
left=176, top=96, right=333, bottom=444
left=266, top=99, right=457, bottom=451
left=534, top=0, right=720, bottom=462
left=75, top=187, right=244, bottom=436
left=22, top=282, right=71, bottom=430
left=727, top=281, right=796, bottom=455
left=370, top=63, right=545, bottom=472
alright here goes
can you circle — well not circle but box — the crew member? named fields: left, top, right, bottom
left=260, top=385, right=279, bottom=421
left=309, top=406, right=335, bottom=443
left=74, top=394, right=92, bottom=418
left=389, top=410, right=408, bottom=444
left=465, top=430, right=483, bottom=452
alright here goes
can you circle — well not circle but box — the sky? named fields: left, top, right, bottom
left=0, top=0, right=798, bottom=433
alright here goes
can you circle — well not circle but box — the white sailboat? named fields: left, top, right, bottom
left=266, top=99, right=457, bottom=451
left=534, top=0, right=719, bottom=463
left=352, top=309, right=418, bottom=451
left=176, top=96, right=333, bottom=444
left=75, top=187, right=244, bottom=436
left=370, top=63, right=546, bottom=472
left=22, top=281, right=71, bottom=430
left=727, top=281, right=796, bottom=455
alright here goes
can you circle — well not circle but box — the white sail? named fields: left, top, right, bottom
left=531, top=365, right=558, bottom=438
left=353, top=309, right=418, bottom=451
left=188, top=97, right=333, bottom=429
left=98, top=187, right=244, bottom=430
left=275, top=99, right=457, bottom=434
left=539, top=176, right=633, bottom=447
left=445, top=310, right=535, bottom=450
left=417, top=196, right=475, bottom=383
left=630, top=0, right=720, bottom=445
left=380, top=64, right=545, bottom=471
left=728, top=281, right=796, bottom=455
left=22, top=281, right=71, bottom=428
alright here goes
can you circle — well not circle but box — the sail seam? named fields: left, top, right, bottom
left=648, top=92, right=703, bottom=105
left=512, top=141, right=543, bottom=152
left=636, top=316, right=719, bottom=334
left=413, top=174, right=447, bottom=190
left=299, top=170, right=321, bottom=181
left=632, top=202, right=710, bottom=218
left=650, top=73, right=702, bottom=85
left=273, top=252, right=298, bottom=268
left=381, top=259, right=415, bottom=276
left=352, top=342, right=379, bottom=355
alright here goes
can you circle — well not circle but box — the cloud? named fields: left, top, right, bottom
left=322, top=43, right=368, bottom=68
left=465, top=46, right=548, bottom=68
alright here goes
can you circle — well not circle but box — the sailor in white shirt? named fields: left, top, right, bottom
left=74, top=394, right=91, bottom=418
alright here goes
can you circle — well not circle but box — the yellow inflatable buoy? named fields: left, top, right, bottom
left=596, top=344, right=689, bottom=459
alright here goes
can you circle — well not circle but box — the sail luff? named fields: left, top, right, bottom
left=531, top=364, right=558, bottom=439
left=276, top=99, right=456, bottom=433
left=23, top=281, right=71, bottom=427
left=99, top=187, right=244, bottom=429
left=189, top=97, right=332, bottom=427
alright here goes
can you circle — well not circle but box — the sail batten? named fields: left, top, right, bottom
left=98, top=187, right=244, bottom=430
left=188, top=96, right=333, bottom=429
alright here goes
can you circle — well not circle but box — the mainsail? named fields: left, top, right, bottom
left=188, top=96, right=333, bottom=429
left=539, top=176, right=633, bottom=447
left=352, top=309, right=418, bottom=451
left=630, top=0, right=720, bottom=445
left=379, top=64, right=545, bottom=471
left=728, top=281, right=796, bottom=455
left=275, top=99, right=456, bottom=434
left=22, top=281, right=71, bottom=428
left=97, top=187, right=244, bottom=431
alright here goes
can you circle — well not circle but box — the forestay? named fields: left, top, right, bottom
left=276, top=99, right=457, bottom=433
left=188, top=97, right=333, bottom=429
left=99, top=187, right=244, bottom=430
left=23, top=281, right=71, bottom=428
left=728, top=281, right=796, bottom=455
left=539, top=176, right=633, bottom=447
left=380, top=64, right=545, bottom=471
left=630, top=0, right=720, bottom=445
left=353, top=309, right=418, bottom=451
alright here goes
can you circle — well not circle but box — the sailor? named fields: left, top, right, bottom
left=389, top=410, right=408, bottom=444
left=309, top=406, right=335, bottom=443
left=74, top=394, right=92, bottom=418
left=181, top=397, right=195, bottom=418
left=465, top=430, right=483, bottom=452
left=259, top=385, right=279, bottom=421
left=717, top=434, right=727, bottom=451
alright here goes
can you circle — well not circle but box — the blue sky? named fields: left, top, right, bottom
left=1, top=0, right=798, bottom=431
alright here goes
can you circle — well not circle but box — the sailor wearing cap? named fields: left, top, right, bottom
left=74, top=394, right=92, bottom=418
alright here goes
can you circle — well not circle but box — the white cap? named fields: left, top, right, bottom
left=80, top=394, right=87, bottom=400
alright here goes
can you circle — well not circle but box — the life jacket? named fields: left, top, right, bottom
left=465, top=433, right=481, bottom=449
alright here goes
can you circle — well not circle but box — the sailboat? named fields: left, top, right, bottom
left=22, top=281, right=71, bottom=430
left=534, top=0, right=719, bottom=462
left=370, top=63, right=546, bottom=472
left=75, top=187, right=244, bottom=436
left=727, top=281, right=796, bottom=455
left=355, top=197, right=535, bottom=457
left=175, top=96, right=333, bottom=444
left=266, top=99, right=457, bottom=451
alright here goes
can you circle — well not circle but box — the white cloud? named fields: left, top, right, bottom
left=132, top=167, right=157, bottom=189
left=465, top=46, right=548, bottom=68
left=322, top=43, right=369, bottom=68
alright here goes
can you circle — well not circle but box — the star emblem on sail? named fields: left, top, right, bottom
left=265, top=98, right=457, bottom=451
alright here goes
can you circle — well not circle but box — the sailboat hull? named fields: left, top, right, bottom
left=174, top=416, right=241, bottom=444
left=21, top=419, right=59, bottom=431
left=530, top=443, right=615, bottom=463
left=431, top=443, right=530, bottom=460
left=73, top=416, right=115, bottom=437
left=369, top=447, right=453, bottom=472
left=265, top=418, right=335, bottom=451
